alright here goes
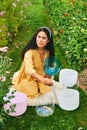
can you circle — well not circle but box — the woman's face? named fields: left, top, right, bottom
left=36, top=31, right=49, bottom=49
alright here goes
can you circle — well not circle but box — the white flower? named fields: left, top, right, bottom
left=24, top=16, right=26, bottom=19
left=81, top=29, right=85, bottom=33
left=21, top=11, right=23, bottom=14
left=12, top=3, right=17, bottom=7
left=72, top=17, right=76, bottom=20
left=17, top=0, right=20, bottom=2
left=6, top=71, right=10, bottom=74
left=83, top=18, right=87, bottom=20
left=83, top=48, right=87, bottom=52
left=3, top=96, right=8, bottom=101
left=77, top=127, right=83, bottom=130
left=0, top=116, right=3, bottom=122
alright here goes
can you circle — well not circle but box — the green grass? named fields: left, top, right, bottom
left=2, top=88, right=87, bottom=130
left=1, top=0, right=87, bottom=130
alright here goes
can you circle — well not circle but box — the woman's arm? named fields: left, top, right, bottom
left=31, top=72, right=52, bottom=86
left=24, top=50, right=52, bottom=86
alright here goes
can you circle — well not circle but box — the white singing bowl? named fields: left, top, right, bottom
left=59, top=68, right=78, bottom=87
left=58, top=89, right=79, bottom=111
left=3, top=91, right=27, bottom=116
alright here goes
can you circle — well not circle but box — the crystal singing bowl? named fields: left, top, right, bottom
left=3, top=91, right=27, bottom=116
left=35, top=100, right=55, bottom=117
left=59, top=68, right=78, bottom=87
left=58, top=89, right=79, bottom=111
left=44, top=56, right=62, bottom=76
left=35, top=56, right=62, bottom=117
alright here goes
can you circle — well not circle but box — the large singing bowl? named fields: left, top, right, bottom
left=44, top=56, right=62, bottom=76
left=59, top=68, right=78, bottom=87
left=58, top=89, right=79, bottom=111
left=3, top=91, right=27, bottom=116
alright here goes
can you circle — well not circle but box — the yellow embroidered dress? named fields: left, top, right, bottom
left=12, top=49, right=52, bottom=98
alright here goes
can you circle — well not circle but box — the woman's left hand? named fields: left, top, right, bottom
left=44, top=74, right=51, bottom=79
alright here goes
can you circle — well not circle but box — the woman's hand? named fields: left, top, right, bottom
left=31, top=72, right=53, bottom=86
left=41, top=77, right=53, bottom=86
left=44, top=74, right=51, bottom=79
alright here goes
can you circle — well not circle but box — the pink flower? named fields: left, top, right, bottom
left=3, top=25, right=7, bottom=29
left=0, top=76, right=6, bottom=82
left=0, top=29, right=2, bottom=33
left=7, top=32, right=11, bottom=36
left=3, top=96, right=8, bottom=101
left=0, top=46, right=8, bottom=52
left=27, top=2, right=32, bottom=6
left=0, top=11, right=5, bottom=16
left=23, top=3, right=27, bottom=7
left=6, top=93, right=12, bottom=97
left=3, top=93, right=12, bottom=101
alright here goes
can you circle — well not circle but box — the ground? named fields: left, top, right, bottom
left=78, top=68, right=87, bottom=93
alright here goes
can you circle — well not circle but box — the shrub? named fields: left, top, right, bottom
left=0, top=0, right=32, bottom=47
left=44, top=0, right=87, bottom=71
left=0, top=46, right=12, bottom=127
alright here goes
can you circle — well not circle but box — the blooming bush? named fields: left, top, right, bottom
left=0, top=46, right=12, bottom=127
left=0, top=46, right=12, bottom=83
left=44, top=0, right=87, bottom=71
left=0, top=0, right=32, bottom=47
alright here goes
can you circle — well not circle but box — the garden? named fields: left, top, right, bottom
left=0, top=0, right=87, bottom=130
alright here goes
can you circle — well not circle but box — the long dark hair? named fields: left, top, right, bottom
left=21, top=27, right=55, bottom=60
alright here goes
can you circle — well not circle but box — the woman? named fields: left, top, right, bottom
left=12, top=26, right=55, bottom=98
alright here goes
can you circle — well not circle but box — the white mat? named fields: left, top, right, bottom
left=27, top=81, right=64, bottom=106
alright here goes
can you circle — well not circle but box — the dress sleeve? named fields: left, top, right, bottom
left=24, top=50, right=36, bottom=76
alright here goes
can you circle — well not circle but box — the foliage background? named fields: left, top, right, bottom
left=0, top=0, right=31, bottom=47
left=0, top=0, right=87, bottom=130
left=44, top=0, right=87, bottom=71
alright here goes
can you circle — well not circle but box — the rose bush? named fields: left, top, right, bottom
left=0, top=46, right=12, bottom=127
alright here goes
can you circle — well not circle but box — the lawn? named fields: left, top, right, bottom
left=0, top=0, right=87, bottom=130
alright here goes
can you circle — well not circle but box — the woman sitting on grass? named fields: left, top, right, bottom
left=12, top=26, right=55, bottom=98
